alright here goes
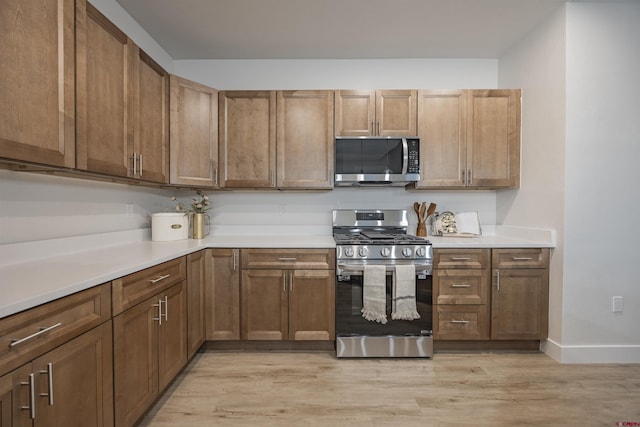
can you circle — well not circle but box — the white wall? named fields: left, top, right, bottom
left=499, top=1, right=640, bottom=363
left=497, top=8, right=567, bottom=354
left=174, top=59, right=498, bottom=90
left=561, top=2, right=640, bottom=362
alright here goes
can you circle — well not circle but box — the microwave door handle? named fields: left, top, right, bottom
left=401, top=137, right=408, bottom=175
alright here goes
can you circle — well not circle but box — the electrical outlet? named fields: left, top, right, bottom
left=612, top=296, right=624, bottom=313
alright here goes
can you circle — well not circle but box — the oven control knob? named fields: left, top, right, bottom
left=402, top=248, right=413, bottom=257
left=344, top=247, right=354, bottom=257
left=358, top=247, right=369, bottom=257
left=416, top=247, right=426, bottom=257
left=380, top=247, right=391, bottom=257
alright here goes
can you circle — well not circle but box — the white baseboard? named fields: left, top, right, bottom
left=542, top=339, right=640, bottom=363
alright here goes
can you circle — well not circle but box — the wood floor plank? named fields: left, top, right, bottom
left=139, top=351, right=640, bottom=426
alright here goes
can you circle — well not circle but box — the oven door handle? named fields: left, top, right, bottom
left=336, top=263, right=432, bottom=276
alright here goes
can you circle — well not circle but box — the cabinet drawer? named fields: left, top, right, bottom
left=434, top=249, right=489, bottom=269
left=241, top=249, right=335, bottom=270
left=434, top=305, right=489, bottom=340
left=0, top=283, right=111, bottom=376
left=112, top=257, right=186, bottom=315
left=492, top=248, right=549, bottom=269
left=434, top=269, right=489, bottom=305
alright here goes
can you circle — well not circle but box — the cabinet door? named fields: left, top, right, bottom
left=33, top=322, right=113, bottom=427
left=276, top=91, right=334, bottom=189
left=0, top=364, right=32, bottom=427
left=158, top=283, right=187, bottom=391
left=170, top=75, right=218, bottom=187
left=219, top=91, right=276, bottom=188
left=113, top=297, right=158, bottom=427
left=467, top=89, right=521, bottom=188
left=186, top=252, right=206, bottom=358
left=416, top=90, right=466, bottom=188
left=288, top=270, right=335, bottom=341
left=133, top=47, right=169, bottom=184
left=241, top=270, right=287, bottom=340
left=334, top=90, right=375, bottom=136
left=0, top=0, right=75, bottom=168
left=376, top=90, right=417, bottom=136
left=206, top=249, right=240, bottom=341
left=76, top=0, right=133, bottom=178
left=491, top=268, right=549, bottom=340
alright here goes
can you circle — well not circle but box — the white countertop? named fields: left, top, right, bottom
left=0, top=226, right=554, bottom=319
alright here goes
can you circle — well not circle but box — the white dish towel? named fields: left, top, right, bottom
left=361, top=264, right=387, bottom=324
left=392, top=264, right=421, bottom=321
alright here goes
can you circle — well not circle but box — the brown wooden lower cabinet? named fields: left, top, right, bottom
left=433, top=248, right=550, bottom=343
left=491, top=249, right=550, bottom=340
left=0, top=322, right=113, bottom=427
left=205, top=249, right=240, bottom=340
left=113, top=282, right=187, bottom=427
left=241, top=268, right=335, bottom=341
left=186, top=251, right=207, bottom=358
left=240, top=248, right=335, bottom=341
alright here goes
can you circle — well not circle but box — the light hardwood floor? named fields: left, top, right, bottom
left=140, top=350, right=640, bottom=426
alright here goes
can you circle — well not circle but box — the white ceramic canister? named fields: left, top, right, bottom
left=151, top=213, right=189, bottom=241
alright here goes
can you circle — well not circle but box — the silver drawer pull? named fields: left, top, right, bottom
left=451, top=284, right=471, bottom=288
left=10, top=323, right=63, bottom=348
left=512, top=257, right=533, bottom=261
left=450, top=257, right=471, bottom=261
left=450, top=320, right=470, bottom=324
left=278, top=257, right=297, bottom=262
left=149, top=274, right=171, bottom=284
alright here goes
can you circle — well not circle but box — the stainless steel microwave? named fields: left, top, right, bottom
left=334, top=136, right=420, bottom=187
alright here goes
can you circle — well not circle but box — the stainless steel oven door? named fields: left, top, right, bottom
left=335, top=266, right=433, bottom=357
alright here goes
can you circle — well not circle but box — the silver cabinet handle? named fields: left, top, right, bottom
left=153, top=299, right=163, bottom=325
left=278, top=258, right=297, bottom=262
left=461, top=169, right=466, bottom=185
left=377, top=120, right=381, bottom=135
left=289, top=272, right=293, bottom=292
left=163, top=295, right=169, bottom=322
left=21, top=373, right=36, bottom=419
left=495, top=270, right=500, bottom=292
left=132, top=153, right=137, bottom=176
left=512, top=257, right=533, bottom=261
left=232, top=251, right=237, bottom=271
left=450, top=320, right=470, bottom=324
left=10, top=322, right=62, bottom=348
left=149, top=274, right=171, bottom=284
left=451, top=284, right=471, bottom=288
left=139, top=153, right=143, bottom=177
left=371, top=120, right=374, bottom=134
left=451, top=257, right=471, bottom=261
left=40, top=363, right=54, bottom=406
left=282, top=272, right=287, bottom=293
left=468, top=169, right=472, bottom=185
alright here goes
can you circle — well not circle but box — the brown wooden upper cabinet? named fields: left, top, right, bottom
left=219, top=91, right=276, bottom=188
left=0, top=0, right=76, bottom=168
left=276, top=91, right=334, bottom=189
left=416, top=89, right=521, bottom=189
left=335, top=90, right=417, bottom=136
left=219, top=90, right=334, bottom=189
left=76, top=1, right=169, bottom=184
left=170, top=76, right=218, bottom=187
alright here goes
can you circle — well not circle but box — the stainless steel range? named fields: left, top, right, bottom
left=333, top=209, right=433, bottom=358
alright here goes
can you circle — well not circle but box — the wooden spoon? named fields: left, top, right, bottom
left=413, top=202, right=421, bottom=218
left=426, top=203, right=437, bottom=218
left=419, top=202, right=426, bottom=223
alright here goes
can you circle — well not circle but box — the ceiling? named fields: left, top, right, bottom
left=115, top=0, right=567, bottom=60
